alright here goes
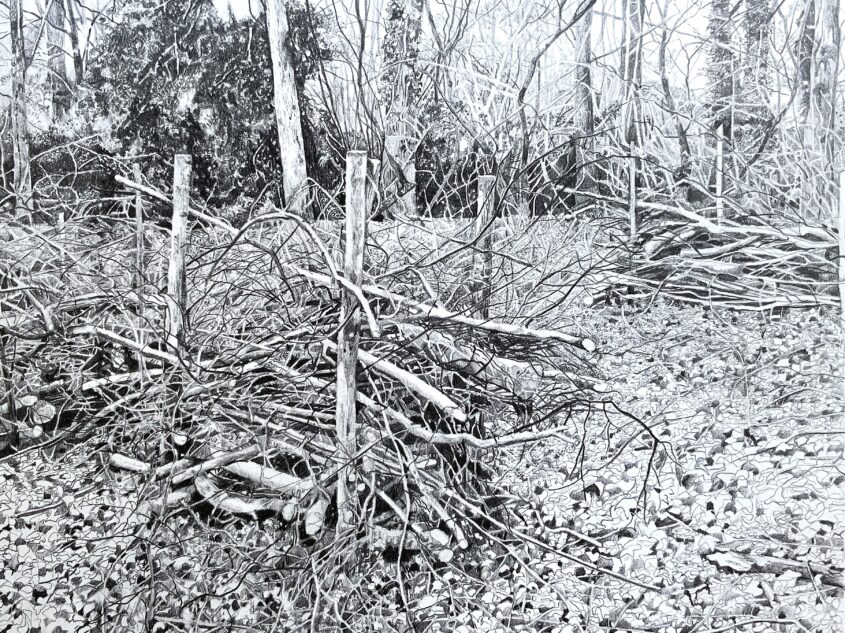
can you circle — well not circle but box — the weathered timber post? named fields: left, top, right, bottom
left=133, top=164, right=146, bottom=377
left=336, top=151, right=368, bottom=535
left=474, top=175, right=496, bottom=320
left=628, top=154, right=637, bottom=242
left=470, top=174, right=497, bottom=441
left=166, top=155, right=191, bottom=355
left=715, top=123, right=724, bottom=222
left=838, top=170, right=845, bottom=399
left=0, top=327, right=14, bottom=423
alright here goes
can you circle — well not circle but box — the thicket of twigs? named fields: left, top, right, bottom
left=0, top=173, right=666, bottom=626
left=580, top=190, right=839, bottom=311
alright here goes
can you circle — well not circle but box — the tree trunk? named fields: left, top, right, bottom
left=801, top=0, right=840, bottom=220
left=622, top=0, right=643, bottom=230
left=572, top=5, right=594, bottom=199
left=796, top=0, right=815, bottom=119
left=743, top=0, right=771, bottom=117
left=622, top=0, right=643, bottom=147
left=10, top=0, right=32, bottom=219
left=65, top=0, right=83, bottom=87
left=266, top=0, right=309, bottom=218
left=658, top=0, right=691, bottom=190
left=380, top=0, right=424, bottom=216
left=47, top=0, right=71, bottom=122
left=707, top=0, right=734, bottom=200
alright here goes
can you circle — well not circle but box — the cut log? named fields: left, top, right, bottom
left=304, top=493, right=331, bottom=536
left=222, top=461, right=313, bottom=496
left=706, top=549, right=843, bottom=589
left=109, top=453, right=151, bottom=474
left=171, top=446, right=262, bottom=486
left=195, top=474, right=285, bottom=518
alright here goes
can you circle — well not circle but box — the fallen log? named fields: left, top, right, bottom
left=194, top=473, right=287, bottom=518
left=706, top=549, right=843, bottom=589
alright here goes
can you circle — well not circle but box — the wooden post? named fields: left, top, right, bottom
left=628, top=154, right=637, bottom=242
left=715, top=123, right=724, bottom=222
left=470, top=175, right=497, bottom=441
left=133, top=164, right=146, bottom=376
left=166, top=155, right=191, bottom=354
left=474, top=175, right=496, bottom=320
left=838, top=170, right=845, bottom=399
left=335, top=150, right=368, bottom=535
left=0, top=327, right=14, bottom=424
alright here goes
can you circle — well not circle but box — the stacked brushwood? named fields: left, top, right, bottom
left=581, top=193, right=839, bottom=311
left=0, top=203, right=613, bottom=574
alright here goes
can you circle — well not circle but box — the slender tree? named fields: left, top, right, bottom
left=65, top=0, right=84, bottom=87
left=801, top=0, right=840, bottom=219
left=622, top=0, right=644, bottom=148
left=622, top=0, right=644, bottom=237
left=10, top=0, right=32, bottom=218
left=572, top=4, right=594, bottom=198
left=47, top=0, right=71, bottom=122
left=380, top=0, right=424, bottom=215
left=707, top=0, right=734, bottom=200
left=266, top=0, right=309, bottom=217
left=743, top=0, right=771, bottom=119
left=657, top=0, right=692, bottom=189
left=796, top=0, right=815, bottom=119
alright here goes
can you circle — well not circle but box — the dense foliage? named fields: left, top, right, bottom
left=81, top=0, right=337, bottom=210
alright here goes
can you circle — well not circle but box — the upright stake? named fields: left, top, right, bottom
left=336, top=151, right=368, bottom=535
left=133, top=164, right=146, bottom=376
left=628, top=153, right=637, bottom=242
left=474, top=175, right=496, bottom=320
left=0, top=326, right=15, bottom=423
left=715, top=123, right=724, bottom=222
left=166, top=155, right=191, bottom=355
left=470, top=174, right=497, bottom=441
left=838, top=170, right=845, bottom=400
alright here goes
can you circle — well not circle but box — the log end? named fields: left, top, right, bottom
left=582, top=339, right=597, bottom=353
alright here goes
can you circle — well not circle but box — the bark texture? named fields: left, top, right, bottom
left=801, top=0, right=840, bottom=219
left=10, top=0, right=32, bottom=218
left=572, top=5, right=594, bottom=197
left=380, top=0, right=424, bottom=215
left=47, top=0, right=71, bottom=121
left=266, top=0, right=309, bottom=218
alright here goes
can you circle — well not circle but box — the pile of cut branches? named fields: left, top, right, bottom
left=582, top=192, right=839, bottom=311
left=0, top=193, right=632, bottom=620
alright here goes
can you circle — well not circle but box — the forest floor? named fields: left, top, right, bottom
left=0, top=300, right=842, bottom=633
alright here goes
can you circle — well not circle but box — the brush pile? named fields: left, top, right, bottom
left=0, top=196, right=606, bottom=573
left=585, top=194, right=839, bottom=311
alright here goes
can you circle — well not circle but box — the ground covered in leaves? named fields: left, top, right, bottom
left=0, top=301, right=842, bottom=633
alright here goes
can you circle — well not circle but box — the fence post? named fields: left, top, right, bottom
left=336, top=150, right=368, bottom=535
left=166, top=155, right=191, bottom=355
left=469, top=174, right=497, bottom=441
left=474, top=175, right=496, bottom=320
left=715, top=123, right=724, bottom=222
left=133, top=164, right=146, bottom=376
left=839, top=170, right=845, bottom=399
left=628, top=153, right=637, bottom=242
